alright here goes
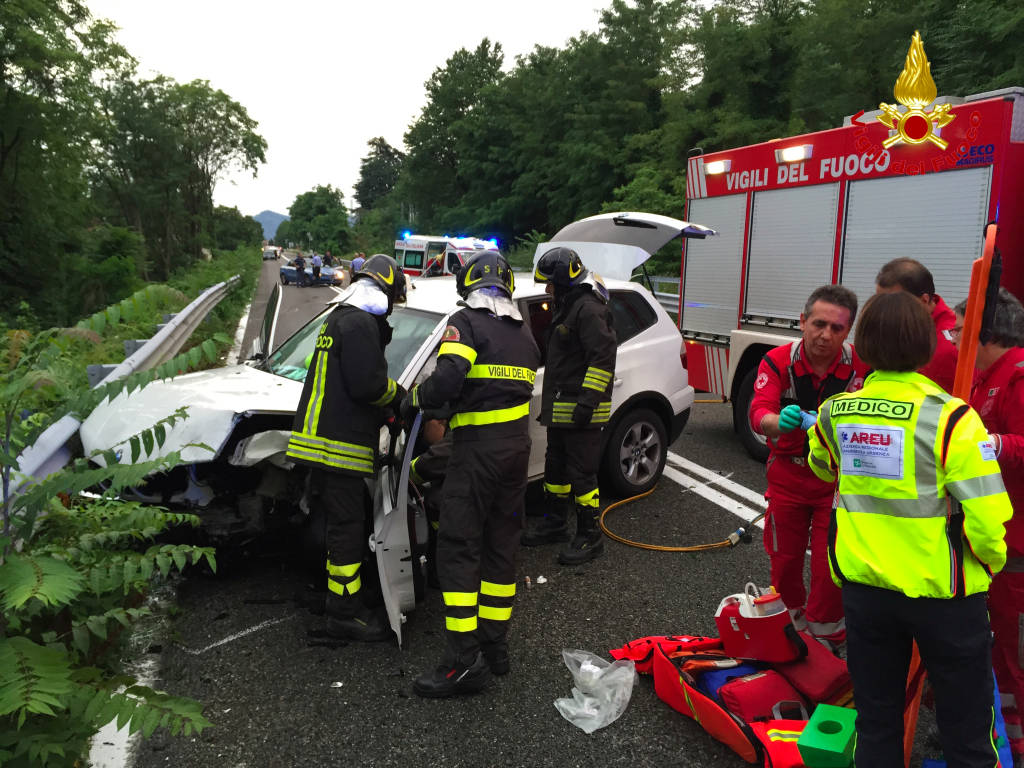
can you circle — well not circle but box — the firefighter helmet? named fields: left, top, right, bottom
left=534, top=246, right=587, bottom=288
left=456, top=250, right=515, bottom=299
left=355, top=253, right=407, bottom=307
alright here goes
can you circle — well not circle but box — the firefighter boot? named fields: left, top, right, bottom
left=325, top=600, right=390, bottom=643
left=521, top=495, right=571, bottom=546
left=558, top=507, right=605, bottom=565
left=413, top=652, right=492, bottom=698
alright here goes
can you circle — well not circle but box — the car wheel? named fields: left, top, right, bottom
left=602, top=407, right=668, bottom=497
left=733, top=367, right=770, bottom=463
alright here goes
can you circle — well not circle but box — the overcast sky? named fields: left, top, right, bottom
left=85, top=0, right=608, bottom=217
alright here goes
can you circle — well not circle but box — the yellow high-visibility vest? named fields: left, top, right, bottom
left=808, top=370, right=1010, bottom=598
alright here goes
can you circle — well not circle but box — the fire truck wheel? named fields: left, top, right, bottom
left=602, top=407, right=668, bottom=496
left=733, top=367, right=770, bottom=463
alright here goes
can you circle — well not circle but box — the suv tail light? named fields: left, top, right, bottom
left=680, top=339, right=688, bottom=370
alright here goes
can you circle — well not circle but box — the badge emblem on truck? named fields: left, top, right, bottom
left=877, top=31, right=955, bottom=150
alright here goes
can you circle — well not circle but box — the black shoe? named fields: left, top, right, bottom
left=325, top=607, right=390, bottom=643
left=482, top=645, right=510, bottom=676
left=413, top=653, right=492, bottom=698
left=521, top=520, right=570, bottom=547
left=558, top=533, right=605, bottom=565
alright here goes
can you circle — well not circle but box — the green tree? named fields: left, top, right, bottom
left=354, top=137, right=404, bottom=210
left=286, top=185, right=351, bottom=254
left=211, top=206, right=263, bottom=250
left=0, top=0, right=129, bottom=325
left=400, top=39, right=505, bottom=228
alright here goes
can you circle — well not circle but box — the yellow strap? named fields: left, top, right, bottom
left=466, top=364, right=536, bottom=385
left=478, top=605, right=513, bottom=621
left=438, top=342, right=477, bottom=364
left=443, top=591, right=478, bottom=607
left=370, top=378, right=397, bottom=406
left=326, top=561, right=360, bottom=577
left=480, top=581, right=516, bottom=597
left=450, top=401, right=530, bottom=429
left=446, top=615, right=478, bottom=632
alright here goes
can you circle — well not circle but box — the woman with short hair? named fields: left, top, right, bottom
left=808, top=290, right=1011, bottom=767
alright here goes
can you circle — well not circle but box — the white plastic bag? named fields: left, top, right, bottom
left=553, top=649, right=637, bottom=734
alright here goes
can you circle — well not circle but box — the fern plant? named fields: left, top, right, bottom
left=1, top=322, right=220, bottom=766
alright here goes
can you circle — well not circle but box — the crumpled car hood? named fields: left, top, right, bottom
left=80, top=365, right=302, bottom=464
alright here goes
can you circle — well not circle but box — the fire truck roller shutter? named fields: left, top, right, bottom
left=839, top=166, right=992, bottom=312
left=745, top=184, right=841, bottom=322
left=682, top=194, right=748, bottom=338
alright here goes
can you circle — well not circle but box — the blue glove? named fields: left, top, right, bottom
left=799, top=410, right=818, bottom=431
left=777, top=404, right=802, bottom=433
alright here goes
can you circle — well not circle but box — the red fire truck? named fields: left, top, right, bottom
left=680, top=85, right=1024, bottom=460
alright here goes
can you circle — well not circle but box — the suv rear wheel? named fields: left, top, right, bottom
left=733, top=367, right=770, bottom=463
left=602, top=407, right=667, bottom=496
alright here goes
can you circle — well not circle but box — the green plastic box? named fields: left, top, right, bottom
left=797, top=704, right=858, bottom=768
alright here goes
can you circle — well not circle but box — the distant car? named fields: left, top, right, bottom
left=262, top=248, right=279, bottom=261
left=279, top=259, right=345, bottom=286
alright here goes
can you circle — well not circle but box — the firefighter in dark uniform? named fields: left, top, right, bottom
left=401, top=250, right=540, bottom=697
left=522, top=247, right=616, bottom=564
left=286, top=253, right=406, bottom=642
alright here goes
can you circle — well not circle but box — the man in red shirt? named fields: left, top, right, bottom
left=954, top=288, right=1024, bottom=764
left=875, top=257, right=958, bottom=392
left=749, top=284, right=868, bottom=647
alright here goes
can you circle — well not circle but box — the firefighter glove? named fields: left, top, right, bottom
left=400, top=387, right=420, bottom=423
left=572, top=403, right=594, bottom=427
left=777, top=404, right=802, bottom=433
left=799, top=410, right=818, bottom=431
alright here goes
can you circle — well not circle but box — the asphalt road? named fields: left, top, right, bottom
left=129, top=269, right=939, bottom=767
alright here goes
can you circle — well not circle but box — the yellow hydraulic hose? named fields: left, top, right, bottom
left=598, top=484, right=768, bottom=553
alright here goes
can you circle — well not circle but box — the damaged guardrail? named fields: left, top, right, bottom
left=13, top=274, right=241, bottom=494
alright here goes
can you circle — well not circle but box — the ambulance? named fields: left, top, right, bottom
left=393, top=233, right=500, bottom=277
left=679, top=37, right=1024, bottom=460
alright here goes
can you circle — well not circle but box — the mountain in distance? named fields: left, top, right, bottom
left=252, top=210, right=288, bottom=240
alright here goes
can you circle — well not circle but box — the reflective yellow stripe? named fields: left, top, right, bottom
left=370, top=377, right=397, bottom=406
left=478, top=605, right=513, bottom=621
left=327, top=575, right=360, bottom=595
left=443, top=591, right=478, bottom=607
left=304, top=349, right=329, bottom=433
left=326, top=562, right=360, bottom=577
left=575, top=488, right=600, bottom=507
left=450, top=401, right=530, bottom=429
left=466, top=364, right=536, bottom=385
left=410, top=457, right=423, bottom=485
left=766, top=729, right=801, bottom=742
left=545, top=482, right=571, bottom=496
left=290, top=433, right=374, bottom=458
left=582, top=379, right=608, bottom=392
left=480, top=581, right=516, bottom=597
left=438, top=342, right=477, bottom=364
left=286, top=447, right=374, bottom=473
left=586, top=366, right=612, bottom=382
left=446, top=615, right=477, bottom=632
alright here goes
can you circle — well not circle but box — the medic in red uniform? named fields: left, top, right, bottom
left=875, top=257, right=958, bottom=393
left=750, top=284, right=868, bottom=647
left=955, top=288, right=1024, bottom=764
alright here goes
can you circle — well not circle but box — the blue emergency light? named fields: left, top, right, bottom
left=402, top=230, right=411, bottom=240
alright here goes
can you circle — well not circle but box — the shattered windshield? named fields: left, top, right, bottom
left=266, top=306, right=443, bottom=383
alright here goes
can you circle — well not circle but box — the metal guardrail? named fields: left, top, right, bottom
left=13, top=274, right=241, bottom=494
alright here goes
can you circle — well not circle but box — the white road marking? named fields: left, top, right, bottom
left=177, top=614, right=296, bottom=656
left=661, top=465, right=766, bottom=530
left=667, top=451, right=767, bottom=508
